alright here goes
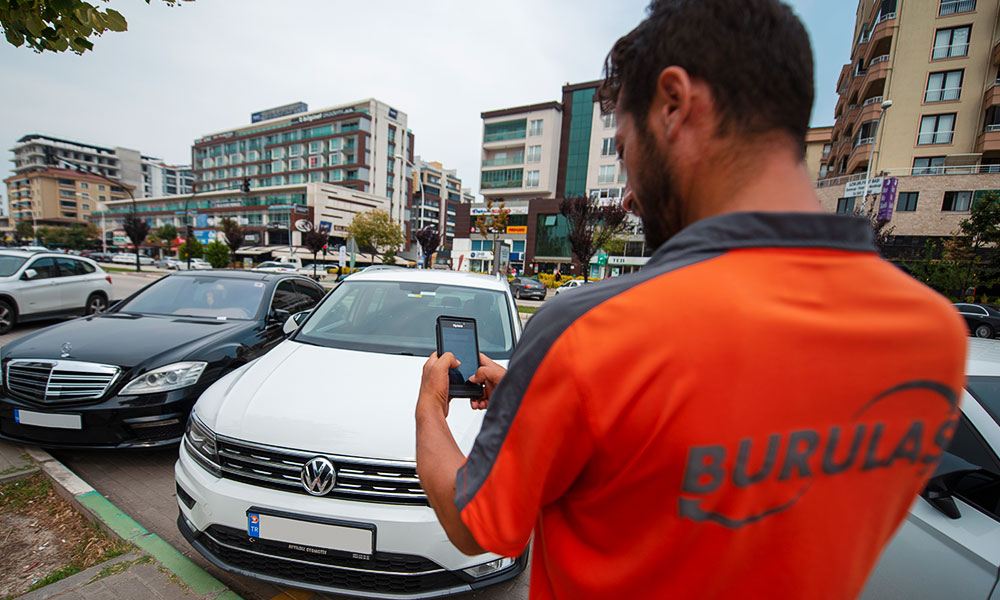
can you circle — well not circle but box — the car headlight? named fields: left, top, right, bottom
left=120, top=362, right=207, bottom=395
left=184, top=413, right=220, bottom=476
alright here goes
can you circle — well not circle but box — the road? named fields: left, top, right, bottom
left=0, top=273, right=532, bottom=600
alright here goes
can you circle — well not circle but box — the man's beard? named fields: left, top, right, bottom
left=632, top=130, right=685, bottom=250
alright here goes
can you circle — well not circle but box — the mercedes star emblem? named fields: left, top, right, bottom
left=60, top=342, right=72, bottom=358
left=300, top=456, right=336, bottom=496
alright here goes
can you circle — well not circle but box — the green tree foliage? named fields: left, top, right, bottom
left=35, top=226, right=65, bottom=247
left=204, top=240, right=230, bottom=269
left=0, top=0, right=192, bottom=54
left=346, top=209, right=404, bottom=265
left=65, top=223, right=98, bottom=250
left=153, top=224, right=177, bottom=244
left=14, top=220, right=33, bottom=244
left=178, top=236, right=203, bottom=261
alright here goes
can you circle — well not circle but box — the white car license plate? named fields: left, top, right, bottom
left=14, top=409, right=82, bottom=430
left=248, top=511, right=373, bottom=555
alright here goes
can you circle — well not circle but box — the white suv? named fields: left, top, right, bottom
left=175, top=270, right=527, bottom=598
left=0, top=250, right=112, bottom=334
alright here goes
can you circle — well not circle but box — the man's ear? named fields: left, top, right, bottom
left=653, top=66, right=693, bottom=142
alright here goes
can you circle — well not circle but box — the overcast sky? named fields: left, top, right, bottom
left=1, top=0, right=854, bottom=199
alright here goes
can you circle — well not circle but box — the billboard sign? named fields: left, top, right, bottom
left=844, top=177, right=883, bottom=198
left=251, top=102, right=308, bottom=123
left=878, top=177, right=898, bottom=221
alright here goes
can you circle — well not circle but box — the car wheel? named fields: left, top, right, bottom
left=85, top=292, right=108, bottom=315
left=0, top=300, right=15, bottom=334
left=975, top=324, right=994, bottom=338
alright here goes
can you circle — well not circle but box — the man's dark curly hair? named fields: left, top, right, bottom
left=599, top=0, right=814, bottom=149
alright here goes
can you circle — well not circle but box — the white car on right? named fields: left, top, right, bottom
left=253, top=261, right=298, bottom=274
left=553, top=279, right=591, bottom=295
left=861, top=338, right=1000, bottom=599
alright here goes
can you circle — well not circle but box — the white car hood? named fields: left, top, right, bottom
left=198, top=341, right=504, bottom=461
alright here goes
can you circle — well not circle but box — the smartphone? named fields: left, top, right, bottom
left=435, top=316, right=484, bottom=398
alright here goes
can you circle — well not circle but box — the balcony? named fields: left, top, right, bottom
left=984, top=85, right=1000, bottom=111
left=975, top=126, right=1000, bottom=153
left=483, top=131, right=526, bottom=144
left=938, top=0, right=976, bottom=16
left=846, top=140, right=874, bottom=174
left=482, top=156, right=524, bottom=167
left=993, top=39, right=1000, bottom=66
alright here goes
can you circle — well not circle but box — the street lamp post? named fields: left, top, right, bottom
left=861, top=99, right=892, bottom=213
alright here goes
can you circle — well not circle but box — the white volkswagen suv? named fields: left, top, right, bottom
left=175, top=270, right=527, bottom=598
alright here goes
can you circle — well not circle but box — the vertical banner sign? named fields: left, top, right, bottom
left=878, top=177, right=898, bottom=221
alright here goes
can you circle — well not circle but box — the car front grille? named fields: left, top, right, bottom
left=199, top=525, right=465, bottom=595
left=216, top=437, right=428, bottom=506
left=6, top=360, right=120, bottom=404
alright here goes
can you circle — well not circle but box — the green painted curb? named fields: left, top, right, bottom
left=76, top=490, right=241, bottom=598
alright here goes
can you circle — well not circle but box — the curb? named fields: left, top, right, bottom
left=22, top=446, right=243, bottom=600
left=0, top=465, right=39, bottom=485
left=18, top=550, right=140, bottom=600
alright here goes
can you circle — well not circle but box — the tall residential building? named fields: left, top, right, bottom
left=480, top=102, right=563, bottom=203
left=413, top=157, right=465, bottom=251
left=556, top=80, right=628, bottom=201
left=5, top=168, right=132, bottom=228
left=9, top=134, right=192, bottom=200
left=824, top=0, right=1000, bottom=180
left=191, top=99, right=413, bottom=227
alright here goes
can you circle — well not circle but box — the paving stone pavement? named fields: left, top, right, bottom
left=0, top=438, right=37, bottom=483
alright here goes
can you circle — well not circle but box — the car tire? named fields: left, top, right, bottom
left=85, top=292, right=108, bottom=315
left=0, top=300, right=15, bottom=334
left=975, top=324, right=994, bottom=338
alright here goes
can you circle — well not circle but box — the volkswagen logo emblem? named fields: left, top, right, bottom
left=300, top=457, right=336, bottom=496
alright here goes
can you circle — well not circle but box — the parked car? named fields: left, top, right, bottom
left=0, top=271, right=327, bottom=448
left=18, top=245, right=49, bottom=253
left=156, top=257, right=182, bottom=270
left=0, top=250, right=111, bottom=334
left=954, top=303, right=1000, bottom=338
left=175, top=270, right=527, bottom=597
left=112, top=253, right=155, bottom=266
left=253, top=261, right=298, bottom=273
left=509, top=276, right=547, bottom=300
left=553, top=278, right=591, bottom=295
left=860, top=337, right=1000, bottom=599
left=87, top=252, right=117, bottom=263
left=182, top=258, right=213, bottom=271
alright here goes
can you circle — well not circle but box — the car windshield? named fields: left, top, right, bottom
left=966, top=376, right=1000, bottom=427
left=296, top=280, right=515, bottom=358
left=115, top=276, right=266, bottom=319
left=0, top=255, right=28, bottom=277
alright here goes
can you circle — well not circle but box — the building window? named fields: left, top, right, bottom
left=527, top=145, right=542, bottom=163
left=272, top=147, right=285, bottom=159
left=602, top=113, right=616, bottom=128
left=938, top=0, right=975, bottom=16
left=933, top=26, right=971, bottom=60
left=309, top=155, right=323, bottom=168
left=526, top=170, right=540, bottom=188
left=484, top=119, right=527, bottom=142
left=598, top=165, right=616, bottom=184
left=60, top=200, right=77, bottom=208
left=942, top=191, right=972, bottom=211
left=821, top=143, right=831, bottom=158
left=601, top=138, right=615, bottom=157
left=897, top=192, right=919, bottom=211
left=288, top=158, right=302, bottom=170
left=819, top=164, right=828, bottom=178
left=925, top=70, right=963, bottom=102
left=918, top=114, right=956, bottom=145
left=80, top=182, right=89, bottom=189
left=60, top=190, right=76, bottom=198
left=388, top=127, right=396, bottom=143
left=98, top=185, right=106, bottom=191
left=82, top=203, right=90, bottom=210
left=836, top=197, right=855, bottom=214
left=913, top=156, right=947, bottom=175
left=309, top=141, right=323, bottom=154
left=529, top=119, right=543, bottom=136
left=272, top=160, right=285, bottom=173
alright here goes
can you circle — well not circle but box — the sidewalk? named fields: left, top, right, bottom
left=1, top=439, right=241, bottom=600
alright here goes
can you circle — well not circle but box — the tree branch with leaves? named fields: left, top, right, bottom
left=559, top=196, right=630, bottom=282
left=346, top=209, right=404, bottom=266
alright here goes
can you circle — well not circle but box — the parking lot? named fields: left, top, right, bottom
left=2, top=270, right=535, bottom=600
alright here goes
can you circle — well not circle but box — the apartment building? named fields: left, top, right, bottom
left=480, top=102, right=563, bottom=203
left=191, top=100, right=413, bottom=228
left=816, top=0, right=1000, bottom=252
left=4, top=168, right=132, bottom=227
left=412, top=157, right=465, bottom=253
left=142, top=161, right=193, bottom=197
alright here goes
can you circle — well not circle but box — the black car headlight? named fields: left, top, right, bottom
left=120, top=362, right=207, bottom=395
left=184, top=413, right=221, bottom=476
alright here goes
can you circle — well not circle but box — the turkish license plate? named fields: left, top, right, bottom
left=14, top=409, right=82, bottom=430
left=247, top=511, right=374, bottom=556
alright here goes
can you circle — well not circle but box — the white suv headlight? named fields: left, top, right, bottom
left=120, top=362, right=207, bottom=395
left=184, top=413, right=220, bottom=476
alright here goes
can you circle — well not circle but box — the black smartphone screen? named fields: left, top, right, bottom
left=439, top=319, right=479, bottom=384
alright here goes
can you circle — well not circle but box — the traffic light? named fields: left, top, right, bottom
left=242, top=178, right=251, bottom=194
left=186, top=225, right=193, bottom=238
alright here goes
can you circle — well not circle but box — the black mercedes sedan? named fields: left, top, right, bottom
left=954, top=302, right=1000, bottom=338
left=0, top=270, right=327, bottom=448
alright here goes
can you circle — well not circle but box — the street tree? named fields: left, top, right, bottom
left=154, top=224, right=177, bottom=244
left=853, top=201, right=896, bottom=257
left=14, top=221, right=33, bottom=244
left=302, top=229, right=328, bottom=278
left=219, top=217, right=247, bottom=259
left=1, top=0, right=193, bottom=54
left=178, top=237, right=203, bottom=261
left=66, top=223, right=98, bottom=250
left=473, top=198, right=510, bottom=274
left=347, top=209, right=404, bottom=265
left=559, top=195, right=630, bottom=282
left=204, top=240, right=230, bottom=269
left=122, top=213, right=150, bottom=272
left=415, top=225, right=440, bottom=269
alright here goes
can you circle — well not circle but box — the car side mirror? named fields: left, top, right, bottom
left=920, top=453, right=979, bottom=520
left=21, top=268, right=37, bottom=280
left=270, top=308, right=291, bottom=326
left=282, top=310, right=311, bottom=335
